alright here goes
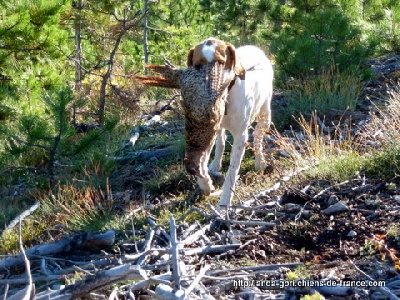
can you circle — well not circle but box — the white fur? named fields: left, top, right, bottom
left=203, top=45, right=274, bottom=209
left=201, top=43, right=217, bottom=62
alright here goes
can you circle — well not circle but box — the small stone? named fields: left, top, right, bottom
left=322, top=202, right=349, bottom=215
left=328, top=195, right=339, bottom=205
left=394, top=195, right=400, bottom=205
left=347, top=230, right=357, bottom=237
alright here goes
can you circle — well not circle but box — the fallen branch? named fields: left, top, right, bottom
left=0, top=230, right=115, bottom=271
left=3, top=202, right=40, bottom=234
left=7, top=220, right=34, bottom=300
left=34, top=264, right=145, bottom=300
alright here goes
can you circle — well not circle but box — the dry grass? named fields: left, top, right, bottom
left=40, top=183, right=117, bottom=231
left=364, top=89, right=400, bottom=146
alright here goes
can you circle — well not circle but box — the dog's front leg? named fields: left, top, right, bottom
left=218, top=131, right=247, bottom=210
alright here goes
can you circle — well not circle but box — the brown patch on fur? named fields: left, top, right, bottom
left=187, top=38, right=245, bottom=77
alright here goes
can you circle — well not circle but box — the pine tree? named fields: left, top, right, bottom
left=0, top=0, right=70, bottom=106
left=68, top=0, right=143, bottom=124
left=265, top=0, right=370, bottom=79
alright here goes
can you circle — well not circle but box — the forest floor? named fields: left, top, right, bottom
left=2, top=54, right=400, bottom=299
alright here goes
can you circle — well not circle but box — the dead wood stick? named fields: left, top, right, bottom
left=181, top=223, right=211, bottom=246
left=7, top=219, right=34, bottom=300
left=0, top=230, right=115, bottom=271
left=207, top=204, right=223, bottom=218
left=253, top=166, right=312, bottom=200
left=181, top=244, right=240, bottom=256
left=129, top=127, right=140, bottom=148
left=313, top=179, right=354, bottom=199
left=1, top=284, right=9, bottom=300
left=129, top=274, right=172, bottom=291
left=136, top=228, right=155, bottom=266
left=184, top=264, right=211, bottom=297
left=231, top=204, right=275, bottom=213
left=108, top=287, right=118, bottom=300
left=219, top=219, right=276, bottom=227
left=181, top=221, right=201, bottom=239
left=0, top=275, right=65, bottom=285
left=349, top=259, right=400, bottom=300
left=180, top=207, right=212, bottom=222
left=170, top=215, right=182, bottom=293
left=206, top=262, right=304, bottom=276
left=3, top=202, right=40, bottom=233
left=34, top=264, right=145, bottom=300
left=123, top=248, right=169, bottom=263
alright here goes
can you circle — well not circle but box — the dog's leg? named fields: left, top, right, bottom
left=218, top=131, right=247, bottom=209
left=254, top=101, right=271, bottom=170
left=209, top=128, right=226, bottom=175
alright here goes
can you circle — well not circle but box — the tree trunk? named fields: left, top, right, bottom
left=73, top=0, right=83, bottom=127
left=98, top=22, right=126, bottom=124
left=143, top=0, right=150, bottom=71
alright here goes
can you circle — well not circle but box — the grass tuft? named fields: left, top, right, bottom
left=288, top=65, right=362, bottom=114
left=40, top=184, right=117, bottom=231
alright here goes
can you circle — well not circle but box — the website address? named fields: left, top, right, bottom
left=232, top=279, right=386, bottom=289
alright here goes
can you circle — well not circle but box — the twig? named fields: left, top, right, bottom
left=221, top=219, right=276, bottom=227
left=169, top=215, right=181, bottom=292
left=181, top=244, right=240, bottom=256
left=3, top=202, right=40, bottom=233
left=349, top=258, right=400, bottom=300
left=181, top=223, right=211, bottom=246
left=7, top=219, right=34, bottom=300
left=313, top=179, right=358, bottom=199
left=184, top=264, right=211, bottom=297
left=206, top=262, right=304, bottom=276
left=1, top=284, right=9, bottom=300
left=108, top=287, right=118, bottom=300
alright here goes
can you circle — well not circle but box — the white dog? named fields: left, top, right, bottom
left=136, top=38, right=274, bottom=210
left=185, top=38, right=274, bottom=209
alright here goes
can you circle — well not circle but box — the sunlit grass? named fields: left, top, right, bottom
left=287, top=65, right=362, bottom=114
left=39, top=184, right=117, bottom=231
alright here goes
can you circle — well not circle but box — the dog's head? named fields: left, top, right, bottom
left=186, top=37, right=245, bottom=79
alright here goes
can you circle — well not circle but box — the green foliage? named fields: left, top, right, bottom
left=287, top=65, right=362, bottom=114
left=0, top=0, right=70, bottom=102
left=1, top=219, right=47, bottom=254
left=1, top=87, right=73, bottom=168
left=39, top=186, right=117, bottom=231
left=267, top=1, right=370, bottom=79
left=360, top=0, right=400, bottom=53
left=362, top=145, right=400, bottom=180
left=199, top=0, right=271, bottom=46
left=306, top=152, right=365, bottom=182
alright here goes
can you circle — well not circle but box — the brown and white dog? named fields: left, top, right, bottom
left=185, top=37, right=274, bottom=209
left=187, top=38, right=245, bottom=79
left=135, top=37, right=274, bottom=210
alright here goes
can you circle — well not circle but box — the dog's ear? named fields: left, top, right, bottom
left=187, top=48, right=195, bottom=67
left=226, top=43, right=245, bottom=79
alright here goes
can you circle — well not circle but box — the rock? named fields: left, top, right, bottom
left=347, top=230, right=357, bottom=237
left=327, top=195, right=339, bottom=205
left=322, top=202, right=349, bottom=215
